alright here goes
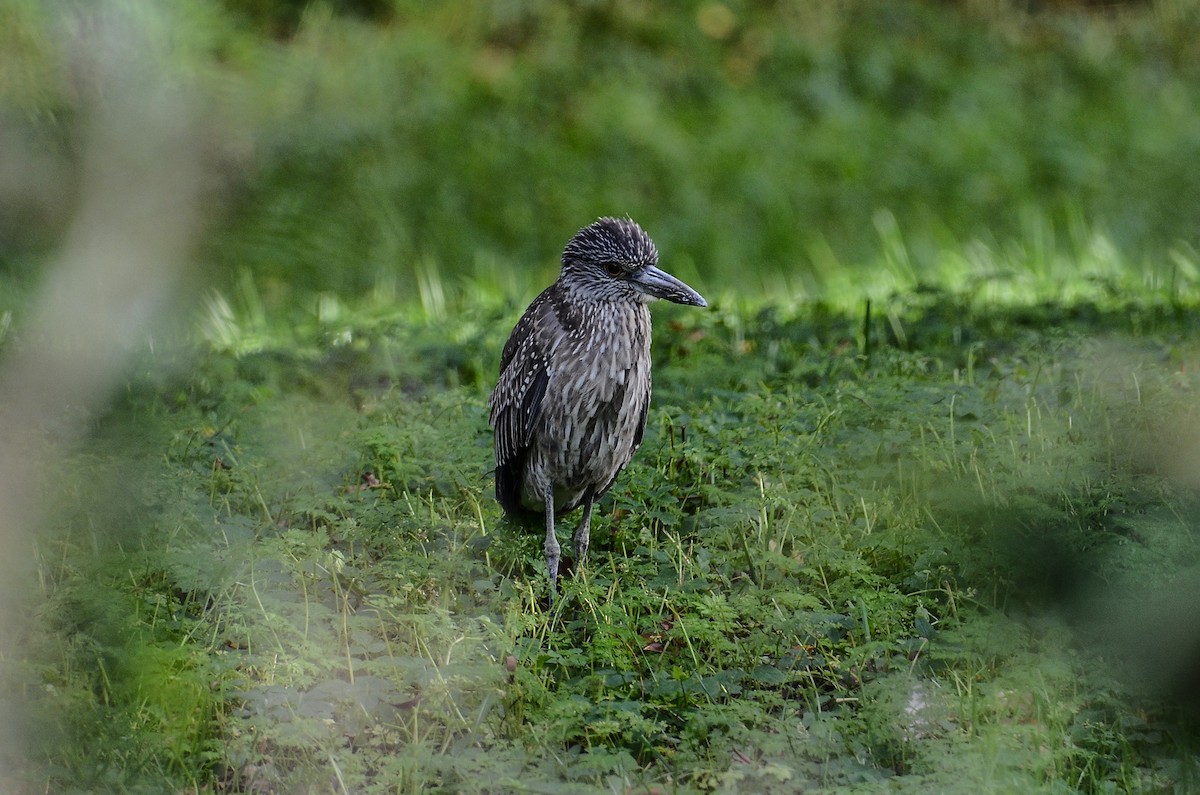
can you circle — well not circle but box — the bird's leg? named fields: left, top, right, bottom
left=573, top=496, right=594, bottom=573
left=543, top=488, right=561, bottom=601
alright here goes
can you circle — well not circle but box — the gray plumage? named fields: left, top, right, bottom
left=489, top=217, right=707, bottom=600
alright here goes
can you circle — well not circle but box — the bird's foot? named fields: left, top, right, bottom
left=572, top=537, right=589, bottom=569
left=545, top=542, right=561, bottom=608
left=572, top=501, right=593, bottom=576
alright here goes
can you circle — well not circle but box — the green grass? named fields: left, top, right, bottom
left=6, top=1, right=1200, bottom=791
left=6, top=250, right=1200, bottom=792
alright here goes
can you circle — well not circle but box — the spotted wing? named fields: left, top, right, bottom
left=489, top=293, right=553, bottom=517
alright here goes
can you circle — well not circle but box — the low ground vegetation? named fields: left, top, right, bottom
left=7, top=271, right=1200, bottom=793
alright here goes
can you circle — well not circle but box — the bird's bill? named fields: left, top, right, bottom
left=632, top=266, right=708, bottom=307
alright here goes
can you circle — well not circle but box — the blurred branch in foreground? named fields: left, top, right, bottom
left=0, top=1, right=207, bottom=778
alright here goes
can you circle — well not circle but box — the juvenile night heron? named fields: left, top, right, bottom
left=489, top=217, right=707, bottom=599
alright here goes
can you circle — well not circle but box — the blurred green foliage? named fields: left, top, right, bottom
left=5, top=0, right=1200, bottom=303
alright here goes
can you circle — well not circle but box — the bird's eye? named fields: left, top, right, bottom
left=603, top=261, right=623, bottom=277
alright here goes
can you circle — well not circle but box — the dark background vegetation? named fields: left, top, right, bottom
left=5, top=0, right=1200, bottom=302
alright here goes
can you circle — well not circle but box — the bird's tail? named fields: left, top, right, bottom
left=495, top=462, right=540, bottom=521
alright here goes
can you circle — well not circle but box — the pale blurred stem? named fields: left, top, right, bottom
left=0, top=0, right=207, bottom=775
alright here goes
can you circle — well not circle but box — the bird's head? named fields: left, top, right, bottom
left=559, top=217, right=707, bottom=308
